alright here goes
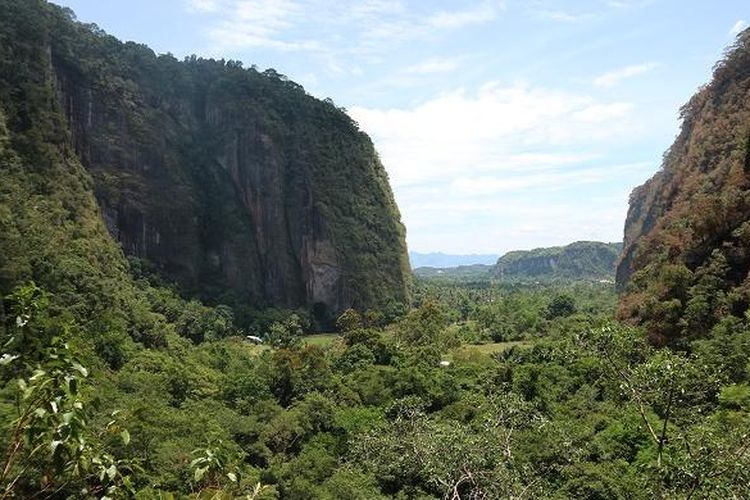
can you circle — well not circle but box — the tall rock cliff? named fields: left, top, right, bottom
left=0, top=0, right=410, bottom=317
left=617, top=29, right=750, bottom=344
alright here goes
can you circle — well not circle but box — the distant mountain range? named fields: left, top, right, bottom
left=413, top=241, right=622, bottom=283
left=409, top=252, right=500, bottom=269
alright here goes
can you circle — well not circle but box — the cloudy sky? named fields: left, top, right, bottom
left=56, top=0, right=749, bottom=254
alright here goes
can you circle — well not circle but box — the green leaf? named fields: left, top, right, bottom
left=71, top=362, right=88, bottom=377
left=194, top=466, right=207, bottom=482
left=120, top=429, right=130, bottom=445
left=106, top=464, right=117, bottom=480
left=227, top=472, right=237, bottom=483
left=0, top=353, right=19, bottom=365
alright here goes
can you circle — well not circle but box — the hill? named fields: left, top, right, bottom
left=0, top=0, right=409, bottom=321
left=413, top=263, right=494, bottom=281
left=493, top=241, right=622, bottom=282
left=617, top=28, right=750, bottom=344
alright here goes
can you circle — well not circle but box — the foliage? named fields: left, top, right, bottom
left=266, top=314, right=304, bottom=349
left=1, top=283, right=137, bottom=498
left=495, top=241, right=622, bottom=282
left=618, top=27, right=750, bottom=344
left=0, top=1, right=749, bottom=498
left=546, top=293, right=577, bottom=319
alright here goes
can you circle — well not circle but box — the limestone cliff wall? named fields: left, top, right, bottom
left=616, top=29, right=750, bottom=341
left=4, top=1, right=410, bottom=316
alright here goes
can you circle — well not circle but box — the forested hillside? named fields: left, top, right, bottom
left=617, top=28, right=750, bottom=345
left=1, top=2, right=750, bottom=499
left=0, top=0, right=410, bottom=321
left=494, top=241, right=622, bottom=282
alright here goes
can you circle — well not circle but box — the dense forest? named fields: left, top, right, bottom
left=1, top=1, right=750, bottom=499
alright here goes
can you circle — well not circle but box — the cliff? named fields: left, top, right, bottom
left=0, top=0, right=410, bottom=318
left=493, top=241, right=622, bottom=282
left=616, top=28, right=750, bottom=343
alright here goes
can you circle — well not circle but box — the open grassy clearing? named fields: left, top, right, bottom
left=302, top=333, right=341, bottom=347
left=445, top=340, right=531, bottom=362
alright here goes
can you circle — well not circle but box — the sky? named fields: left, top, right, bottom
left=54, top=0, right=750, bottom=254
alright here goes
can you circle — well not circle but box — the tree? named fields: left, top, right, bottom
left=1, top=284, right=136, bottom=498
left=581, top=324, right=750, bottom=497
left=546, top=294, right=577, bottom=319
left=266, top=314, right=304, bottom=349
left=336, top=308, right=363, bottom=333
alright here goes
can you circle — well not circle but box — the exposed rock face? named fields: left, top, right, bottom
left=616, top=29, right=750, bottom=342
left=2, top=0, right=410, bottom=315
left=615, top=174, right=666, bottom=290
left=493, top=241, right=622, bottom=282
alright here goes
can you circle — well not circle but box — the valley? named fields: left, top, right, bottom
left=1, top=1, right=750, bottom=499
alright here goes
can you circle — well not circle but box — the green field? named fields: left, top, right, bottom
left=302, top=333, right=341, bottom=347
left=445, top=340, right=531, bottom=362
left=462, top=340, right=530, bottom=354
left=232, top=333, right=341, bottom=354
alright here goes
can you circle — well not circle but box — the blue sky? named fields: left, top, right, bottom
left=55, top=0, right=749, bottom=254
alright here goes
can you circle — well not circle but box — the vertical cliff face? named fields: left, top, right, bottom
left=0, top=0, right=410, bottom=316
left=617, top=29, right=750, bottom=343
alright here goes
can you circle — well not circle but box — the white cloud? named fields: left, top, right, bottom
left=202, top=0, right=326, bottom=51
left=349, top=82, right=649, bottom=253
left=729, top=20, right=748, bottom=37
left=450, top=162, right=650, bottom=196
left=349, top=0, right=405, bottom=18
left=350, top=82, right=636, bottom=187
left=187, top=0, right=218, bottom=12
left=535, top=10, right=595, bottom=23
left=187, top=0, right=505, bottom=58
left=427, top=1, right=503, bottom=29
left=572, top=102, right=632, bottom=122
left=405, top=56, right=463, bottom=74
left=593, top=62, right=658, bottom=87
left=606, top=0, right=653, bottom=8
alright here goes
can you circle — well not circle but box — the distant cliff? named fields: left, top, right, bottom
left=493, top=241, right=622, bottom=282
left=0, top=0, right=410, bottom=317
left=616, top=29, right=750, bottom=343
